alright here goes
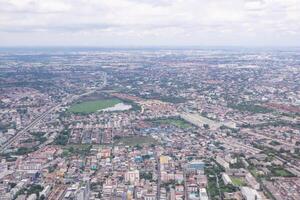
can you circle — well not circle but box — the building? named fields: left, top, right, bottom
left=199, top=188, right=209, bottom=200
left=27, top=194, right=37, bottom=200
left=245, top=173, right=260, bottom=190
left=160, top=156, right=170, bottom=165
left=39, top=185, right=51, bottom=199
left=125, top=170, right=140, bottom=184
left=222, top=173, right=232, bottom=185
left=240, top=187, right=262, bottom=200
left=216, top=156, right=230, bottom=169
left=186, top=160, right=205, bottom=174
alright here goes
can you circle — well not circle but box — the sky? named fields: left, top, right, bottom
left=0, top=0, right=300, bottom=47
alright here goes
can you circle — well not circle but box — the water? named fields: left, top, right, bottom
left=100, top=103, right=132, bottom=112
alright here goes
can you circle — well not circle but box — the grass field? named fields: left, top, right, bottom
left=231, top=177, right=246, bottom=186
left=69, top=98, right=122, bottom=114
left=270, top=167, right=294, bottom=177
left=152, top=118, right=193, bottom=129
left=114, top=136, right=158, bottom=147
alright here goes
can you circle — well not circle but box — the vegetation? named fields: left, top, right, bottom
left=0, top=153, right=17, bottom=161
left=203, top=124, right=210, bottom=129
left=31, top=132, right=47, bottom=143
left=54, top=129, right=70, bottom=145
left=242, top=120, right=299, bottom=129
left=48, top=164, right=58, bottom=173
left=69, top=99, right=122, bottom=114
left=156, top=96, right=186, bottom=104
left=269, top=140, right=280, bottom=146
left=248, top=165, right=264, bottom=179
left=231, top=177, right=246, bottom=186
left=114, top=136, right=158, bottom=147
left=161, top=180, right=177, bottom=191
left=230, top=158, right=244, bottom=169
left=8, top=182, right=17, bottom=189
left=14, top=184, right=44, bottom=199
left=205, top=160, right=237, bottom=200
left=228, top=102, right=273, bottom=113
left=15, top=147, right=37, bottom=155
left=62, top=144, right=92, bottom=157
left=151, top=117, right=193, bottom=129
left=269, top=166, right=295, bottom=177
left=140, top=171, right=153, bottom=181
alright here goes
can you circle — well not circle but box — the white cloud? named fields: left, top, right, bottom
left=0, top=0, right=299, bottom=46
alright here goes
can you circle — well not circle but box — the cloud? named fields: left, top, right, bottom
left=0, top=0, right=299, bottom=46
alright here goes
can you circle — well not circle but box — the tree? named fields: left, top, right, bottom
left=203, top=124, right=210, bottom=129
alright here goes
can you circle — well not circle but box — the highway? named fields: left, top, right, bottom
left=156, top=153, right=161, bottom=199
left=218, top=138, right=261, bottom=154
left=183, top=169, right=188, bottom=200
left=0, top=84, right=105, bottom=153
left=48, top=185, right=67, bottom=200
left=0, top=103, right=62, bottom=153
left=241, top=130, right=297, bottom=148
left=0, top=72, right=107, bottom=153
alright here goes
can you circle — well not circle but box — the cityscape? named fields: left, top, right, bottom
left=1, top=0, right=300, bottom=199
left=0, top=47, right=299, bottom=200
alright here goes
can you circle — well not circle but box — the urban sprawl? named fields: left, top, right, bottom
left=0, top=48, right=299, bottom=200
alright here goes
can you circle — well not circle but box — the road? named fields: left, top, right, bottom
left=242, top=130, right=297, bottom=148
left=48, top=185, right=67, bottom=200
left=0, top=104, right=62, bottom=152
left=184, top=169, right=188, bottom=200
left=218, top=138, right=261, bottom=154
left=0, top=88, right=103, bottom=153
left=156, top=153, right=161, bottom=199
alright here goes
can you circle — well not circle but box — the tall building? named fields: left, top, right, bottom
left=241, top=187, right=262, bottom=200
left=125, top=170, right=140, bottom=184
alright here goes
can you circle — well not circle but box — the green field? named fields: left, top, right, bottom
left=69, top=99, right=122, bottom=114
left=114, top=136, right=158, bottom=147
left=231, top=177, right=246, bottom=186
left=228, top=102, right=273, bottom=114
left=270, top=167, right=294, bottom=177
left=152, top=118, right=193, bottom=129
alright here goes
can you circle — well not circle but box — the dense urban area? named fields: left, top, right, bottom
left=0, top=47, right=299, bottom=200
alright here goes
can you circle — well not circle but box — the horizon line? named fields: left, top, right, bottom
left=1, top=45, right=300, bottom=49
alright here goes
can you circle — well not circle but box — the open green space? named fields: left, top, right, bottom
left=14, top=184, right=44, bottom=199
left=62, top=144, right=92, bottom=157
left=114, top=136, right=158, bottom=147
left=205, top=160, right=237, bottom=200
left=231, top=177, right=246, bottom=186
left=269, top=166, right=295, bottom=177
left=228, top=102, right=273, bottom=114
left=151, top=118, right=193, bottom=129
left=54, top=129, right=70, bottom=145
left=69, top=98, right=122, bottom=114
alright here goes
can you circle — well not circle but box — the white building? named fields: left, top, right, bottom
left=222, top=173, right=232, bottom=185
left=27, top=194, right=37, bottom=200
left=125, top=170, right=140, bottom=184
left=199, top=188, right=209, bottom=200
left=39, top=185, right=51, bottom=199
left=241, top=187, right=262, bottom=200
left=216, top=156, right=230, bottom=169
left=245, top=173, right=260, bottom=190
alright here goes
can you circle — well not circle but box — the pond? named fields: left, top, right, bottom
left=100, top=103, right=132, bottom=112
